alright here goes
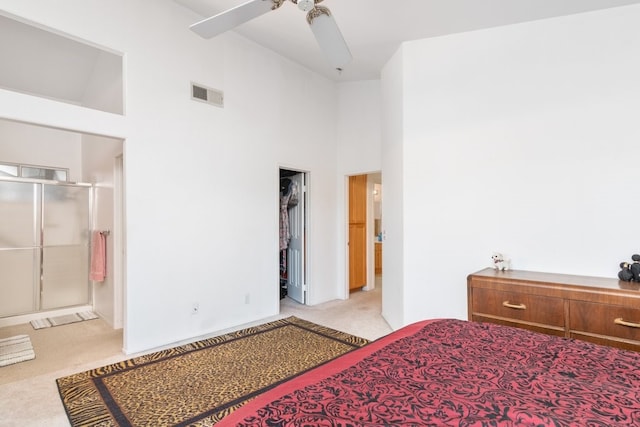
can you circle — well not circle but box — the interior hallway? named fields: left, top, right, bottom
left=0, top=279, right=388, bottom=426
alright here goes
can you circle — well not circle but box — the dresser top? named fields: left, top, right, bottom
left=469, top=268, right=640, bottom=293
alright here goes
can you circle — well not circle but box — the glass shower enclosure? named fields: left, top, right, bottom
left=0, top=178, right=92, bottom=318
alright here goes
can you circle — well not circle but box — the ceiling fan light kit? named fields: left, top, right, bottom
left=190, top=0, right=352, bottom=71
left=294, top=0, right=316, bottom=12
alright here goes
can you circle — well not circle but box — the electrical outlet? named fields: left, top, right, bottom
left=191, top=303, right=199, bottom=315
left=244, top=293, right=250, bottom=304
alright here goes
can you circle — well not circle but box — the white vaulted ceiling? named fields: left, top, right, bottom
left=174, top=0, right=640, bottom=81
left=1, top=0, right=640, bottom=103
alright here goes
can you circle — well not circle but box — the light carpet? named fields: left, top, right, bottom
left=30, top=311, right=99, bottom=330
left=0, top=335, right=35, bottom=367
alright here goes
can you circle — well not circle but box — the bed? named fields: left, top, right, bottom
left=217, top=319, right=640, bottom=426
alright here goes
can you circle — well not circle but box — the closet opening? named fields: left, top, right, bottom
left=279, top=168, right=307, bottom=305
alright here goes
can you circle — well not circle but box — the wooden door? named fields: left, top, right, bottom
left=349, top=175, right=367, bottom=290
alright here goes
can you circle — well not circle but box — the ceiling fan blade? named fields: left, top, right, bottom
left=307, top=6, right=352, bottom=70
left=190, top=0, right=277, bottom=39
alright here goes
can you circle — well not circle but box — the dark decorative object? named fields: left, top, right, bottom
left=619, top=262, right=634, bottom=281
left=631, top=254, right=640, bottom=281
left=618, top=254, right=640, bottom=281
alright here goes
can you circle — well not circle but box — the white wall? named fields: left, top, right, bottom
left=0, top=120, right=82, bottom=179
left=335, top=80, right=382, bottom=298
left=82, top=134, right=123, bottom=328
left=380, top=48, right=405, bottom=329
left=0, top=0, right=343, bottom=353
left=82, top=50, right=124, bottom=115
left=336, top=80, right=382, bottom=174
left=386, top=4, right=640, bottom=325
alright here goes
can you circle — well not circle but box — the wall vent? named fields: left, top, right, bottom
left=191, top=82, right=224, bottom=108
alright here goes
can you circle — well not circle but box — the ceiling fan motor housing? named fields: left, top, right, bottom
left=292, top=0, right=319, bottom=12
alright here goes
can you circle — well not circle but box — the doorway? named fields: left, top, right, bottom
left=279, top=168, right=307, bottom=305
left=347, top=172, right=382, bottom=295
left=348, top=174, right=367, bottom=291
left=0, top=119, right=124, bottom=329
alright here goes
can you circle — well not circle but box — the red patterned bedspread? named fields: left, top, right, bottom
left=217, top=319, right=640, bottom=426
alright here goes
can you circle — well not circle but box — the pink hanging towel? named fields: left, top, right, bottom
left=90, top=230, right=106, bottom=282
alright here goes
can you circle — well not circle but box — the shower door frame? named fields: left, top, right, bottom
left=0, top=176, right=93, bottom=318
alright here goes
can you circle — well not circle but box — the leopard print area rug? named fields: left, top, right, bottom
left=56, top=316, right=369, bottom=426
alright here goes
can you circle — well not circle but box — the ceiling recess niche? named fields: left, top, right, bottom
left=0, top=14, right=124, bottom=115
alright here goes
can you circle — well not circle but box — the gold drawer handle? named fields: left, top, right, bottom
left=502, top=301, right=526, bottom=310
left=614, top=318, right=640, bottom=329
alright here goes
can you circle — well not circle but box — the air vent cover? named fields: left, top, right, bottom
left=191, top=82, right=224, bottom=108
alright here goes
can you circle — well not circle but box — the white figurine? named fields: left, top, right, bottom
left=491, top=252, right=511, bottom=271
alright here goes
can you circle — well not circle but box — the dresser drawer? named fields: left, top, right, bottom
left=468, top=269, right=640, bottom=350
left=471, top=287, right=564, bottom=327
left=570, top=300, right=640, bottom=343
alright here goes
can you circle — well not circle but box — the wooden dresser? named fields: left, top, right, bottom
left=467, top=268, right=640, bottom=351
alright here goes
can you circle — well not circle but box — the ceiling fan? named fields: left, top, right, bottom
left=190, top=0, right=352, bottom=70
